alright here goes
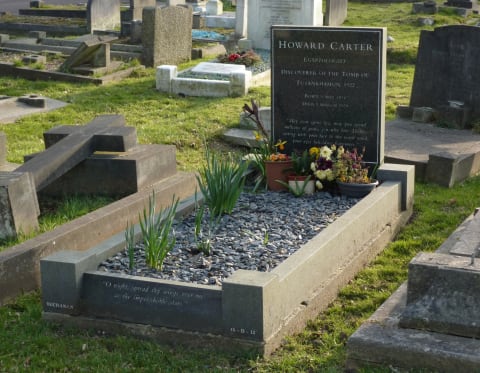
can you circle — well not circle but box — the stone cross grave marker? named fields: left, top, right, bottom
left=409, top=25, right=480, bottom=128
left=0, top=115, right=137, bottom=239
left=271, top=26, right=387, bottom=166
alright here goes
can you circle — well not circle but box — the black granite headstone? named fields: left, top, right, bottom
left=271, top=26, right=386, bottom=165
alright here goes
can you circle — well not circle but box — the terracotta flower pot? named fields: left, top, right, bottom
left=265, top=160, right=293, bottom=191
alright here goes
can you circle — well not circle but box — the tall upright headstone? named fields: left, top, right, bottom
left=409, top=25, right=480, bottom=127
left=142, top=6, right=193, bottom=67
left=87, top=0, right=121, bottom=33
left=236, top=0, right=323, bottom=50
left=271, top=26, right=387, bottom=166
left=324, top=0, right=348, bottom=26
left=130, top=0, right=156, bottom=20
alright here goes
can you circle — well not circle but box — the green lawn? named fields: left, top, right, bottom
left=1, top=1, right=480, bottom=371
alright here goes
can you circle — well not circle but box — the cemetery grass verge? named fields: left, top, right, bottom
left=0, top=176, right=479, bottom=372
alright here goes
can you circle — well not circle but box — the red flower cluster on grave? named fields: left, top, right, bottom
left=228, top=53, right=241, bottom=62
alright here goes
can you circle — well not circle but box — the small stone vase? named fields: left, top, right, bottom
left=265, top=160, right=293, bottom=191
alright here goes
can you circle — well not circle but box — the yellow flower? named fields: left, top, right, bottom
left=316, top=180, right=323, bottom=190
left=309, top=146, right=320, bottom=158
left=254, top=131, right=262, bottom=141
left=275, top=139, right=286, bottom=151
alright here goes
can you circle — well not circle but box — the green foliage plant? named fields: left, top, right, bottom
left=125, top=221, right=136, bottom=270
left=196, top=147, right=248, bottom=218
left=290, top=149, right=315, bottom=176
left=139, top=192, right=179, bottom=270
left=275, top=175, right=313, bottom=197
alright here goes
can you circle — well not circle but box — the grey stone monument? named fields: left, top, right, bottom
left=142, top=6, right=193, bottom=67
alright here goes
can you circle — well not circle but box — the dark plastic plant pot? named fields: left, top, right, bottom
left=336, top=180, right=379, bottom=198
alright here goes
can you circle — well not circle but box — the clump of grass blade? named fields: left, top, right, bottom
left=139, top=192, right=179, bottom=270
left=196, top=148, right=248, bottom=218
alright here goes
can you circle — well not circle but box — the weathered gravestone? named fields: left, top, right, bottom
left=235, top=0, right=324, bottom=50
left=324, top=0, right=348, bottom=26
left=410, top=25, right=480, bottom=128
left=130, top=0, right=156, bottom=20
left=0, top=115, right=136, bottom=239
left=60, top=35, right=117, bottom=74
left=271, top=26, right=387, bottom=166
left=87, top=0, right=121, bottom=33
left=142, top=6, right=193, bottom=67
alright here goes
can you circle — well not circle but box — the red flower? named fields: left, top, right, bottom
left=228, top=53, right=241, bottom=62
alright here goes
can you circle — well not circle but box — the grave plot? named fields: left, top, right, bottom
left=41, top=163, right=414, bottom=355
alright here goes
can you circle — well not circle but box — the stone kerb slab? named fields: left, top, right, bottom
left=410, top=25, right=480, bottom=127
left=0, top=132, right=6, bottom=167
left=87, top=0, right=121, bottom=33
left=142, top=6, right=192, bottom=68
left=41, top=163, right=414, bottom=355
left=235, top=0, right=324, bottom=49
left=156, top=64, right=252, bottom=97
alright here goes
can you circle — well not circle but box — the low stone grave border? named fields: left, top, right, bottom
left=156, top=64, right=271, bottom=98
left=0, top=62, right=142, bottom=85
left=41, top=163, right=414, bottom=356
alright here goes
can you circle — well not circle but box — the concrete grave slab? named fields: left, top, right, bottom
left=191, top=62, right=245, bottom=75
left=0, top=95, right=68, bottom=124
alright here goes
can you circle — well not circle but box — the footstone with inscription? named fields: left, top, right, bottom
left=410, top=25, right=480, bottom=128
left=271, top=26, right=387, bottom=166
left=0, top=115, right=137, bottom=239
